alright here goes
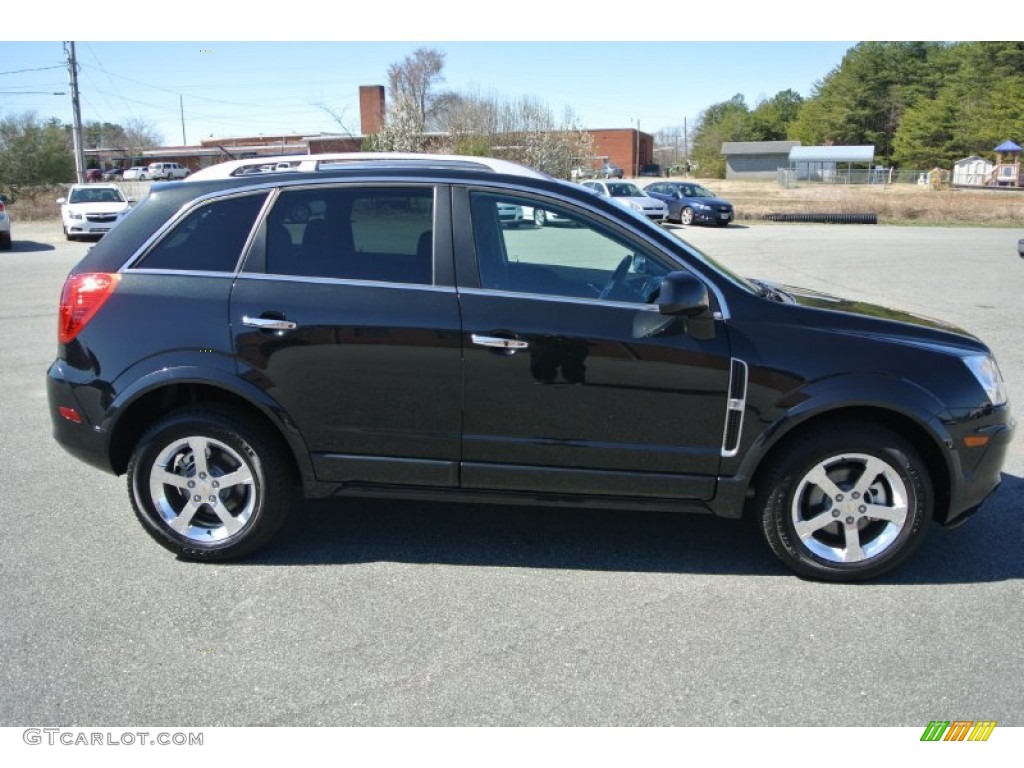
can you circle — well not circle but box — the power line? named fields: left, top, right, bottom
left=0, top=65, right=65, bottom=76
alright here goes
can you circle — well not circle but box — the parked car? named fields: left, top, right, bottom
left=639, top=164, right=663, bottom=177
left=85, top=168, right=103, bottom=182
left=645, top=181, right=734, bottom=226
left=0, top=194, right=11, bottom=250
left=598, top=161, right=624, bottom=179
left=46, top=152, right=1013, bottom=581
left=102, top=167, right=125, bottom=182
left=518, top=204, right=575, bottom=227
left=122, top=167, right=150, bottom=181
left=580, top=179, right=668, bottom=223
left=497, top=202, right=524, bottom=227
left=146, top=162, right=190, bottom=180
left=57, top=183, right=134, bottom=240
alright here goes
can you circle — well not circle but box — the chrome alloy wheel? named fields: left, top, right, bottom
left=790, top=453, right=909, bottom=564
left=148, top=435, right=256, bottom=543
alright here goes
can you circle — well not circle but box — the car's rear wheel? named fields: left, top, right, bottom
left=533, top=209, right=547, bottom=227
left=0, top=232, right=11, bottom=250
left=757, top=424, right=931, bottom=582
left=127, top=406, right=294, bottom=561
left=679, top=207, right=694, bottom=225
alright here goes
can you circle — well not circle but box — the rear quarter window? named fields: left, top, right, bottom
left=133, top=193, right=267, bottom=273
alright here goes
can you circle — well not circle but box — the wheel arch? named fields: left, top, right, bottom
left=744, top=405, right=951, bottom=524
left=107, top=379, right=313, bottom=491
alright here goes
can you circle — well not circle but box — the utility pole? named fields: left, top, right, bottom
left=180, top=95, right=187, bottom=145
left=684, top=117, right=689, bottom=174
left=66, top=42, right=85, bottom=183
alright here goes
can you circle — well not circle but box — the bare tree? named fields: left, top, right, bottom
left=122, top=118, right=162, bottom=150
left=434, top=91, right=594, bottom=179
left=387, top=47, right=451, bottom=135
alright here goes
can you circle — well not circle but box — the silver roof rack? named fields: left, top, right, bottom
left=185, top=152, right=552, bottom=182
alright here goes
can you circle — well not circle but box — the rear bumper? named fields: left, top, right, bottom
left=47, top=360, right=116, bottom=475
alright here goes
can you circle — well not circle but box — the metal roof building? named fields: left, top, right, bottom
left=721, top=140, right=801, bottom=179
left=789, top=145, right=875, bottom=164
left=788, top=145, right=876, bottom=181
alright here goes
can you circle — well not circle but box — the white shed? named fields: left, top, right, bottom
left=953, top=156, right=994, bottom=186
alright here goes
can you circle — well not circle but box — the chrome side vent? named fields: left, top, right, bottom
left=721, top=359, right=748, bottom=458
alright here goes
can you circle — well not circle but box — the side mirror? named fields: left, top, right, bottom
left=56, top=197, right=66, bottom=205
left=658, top=271, right=709, bottom=316
left=127, top=198, right=137, bottom=205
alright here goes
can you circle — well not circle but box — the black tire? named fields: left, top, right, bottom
left=757, top=424, right=932, bottom=582
left=0, top=232, right=11, bottom=250
left=533, top=209, right=547, bottom=227
left=127, top=406, right=295, bottom=561
left=679, top=207, right=694, bottom=226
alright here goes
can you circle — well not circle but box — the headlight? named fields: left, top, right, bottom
left=694, top=202, right=712, bottom=211
left=70, top=212, right=83, bottom=220
left=963, top=355, right=1007, bottom=406
left=627, top=201, right=643, bottom=212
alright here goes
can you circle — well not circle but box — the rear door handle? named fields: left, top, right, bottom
left=242, top=315, right=298, bottom=331
left=471, top=334, right=529, bottom=350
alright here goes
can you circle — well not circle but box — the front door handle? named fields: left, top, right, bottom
left=242, top=315, right=298, bottom=331
left=471, top=334, right=529, bottom=350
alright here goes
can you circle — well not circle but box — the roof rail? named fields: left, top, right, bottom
left=185, top=152, right=552, bottom=182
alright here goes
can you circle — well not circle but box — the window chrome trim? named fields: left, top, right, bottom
left=123, top=268, right=238, bottom=278
left=232, top=272, right=457, bottom=293
left=457, top=286, right=663, bottom=312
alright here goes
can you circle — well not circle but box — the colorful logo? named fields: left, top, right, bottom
left=920, top=721, right=997, bottom=741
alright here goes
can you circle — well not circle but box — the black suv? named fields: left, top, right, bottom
left=47, top=154, right=1014, bottom=581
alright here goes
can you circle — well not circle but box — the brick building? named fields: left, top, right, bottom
left=85, top=86, right=654, bottom=177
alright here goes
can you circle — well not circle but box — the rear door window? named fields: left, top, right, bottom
left=264, top=186, right=434, bottom=285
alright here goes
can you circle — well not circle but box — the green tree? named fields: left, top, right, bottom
left=690, top=94, right=749, bottom=178
left=789, top=42, right=943, bottom=163
left=0, top=112, right=75, bottom=194
left=749, top=89, right=803, bottom=141
left=893, top=42, right=1024, bottom=167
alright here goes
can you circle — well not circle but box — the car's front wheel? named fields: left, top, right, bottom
left=127, top=406, right=294, bottom=560
left=679, top=207, right=694, bottom=225
left=533, top=209, right=547, bottom=227
left=757, top=424, right=931, bottom=581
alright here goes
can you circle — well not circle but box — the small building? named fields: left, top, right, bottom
left=953, top=155, right=995, bottom=187
left=721, top=141, right=801, bottom=179
left=788, top=145, right=876, bottom=181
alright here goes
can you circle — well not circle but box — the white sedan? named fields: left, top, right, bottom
left=580, top=180, right=668, bottom=223
left=57, top=184, right=134, bottom=241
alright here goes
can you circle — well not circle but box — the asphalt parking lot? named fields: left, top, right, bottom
left=1, top=219, right=1021, bottom=727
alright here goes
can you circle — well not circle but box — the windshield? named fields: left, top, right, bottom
left=681, top=185, right=714, bottom=198
left=607, top=183, right=643, bottom=197
left=69, top=187, right=126, bottom=204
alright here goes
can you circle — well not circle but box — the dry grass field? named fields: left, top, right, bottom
left=7, top=178, right=1024, bottom=227
left=678, top=178, right=1024, bottom=226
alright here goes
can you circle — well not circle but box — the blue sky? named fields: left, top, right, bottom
left=2, top=40, right=856, bottom=144
left=2, top=3, right=988, bottom=146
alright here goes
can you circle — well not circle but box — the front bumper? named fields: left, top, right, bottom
left=694, top=208, right=734, bottom=224
left=942, top=406, right=1015, bottom=525
left=66, top=218, right=121, bottom=236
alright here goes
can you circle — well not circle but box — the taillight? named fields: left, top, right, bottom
left=58, top=272, right=120, bottom=344
left=0, top=201, right=5, bottom=212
